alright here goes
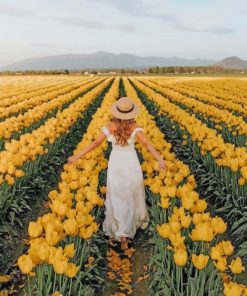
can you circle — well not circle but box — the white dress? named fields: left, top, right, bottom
left=101, top=126, right=150, bottom=241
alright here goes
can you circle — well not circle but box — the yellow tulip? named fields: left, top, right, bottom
left=173, top=249, right=188, bottom=267
left=169, top=221, right=181, bottom=233
left=191, top=199, right=207, bottom=213
left=39, top=242, right=50, bottom=261
left=213, top=257, right=227, bottom=271
left=65, top=263, right=80, bottom=278
left=63, top=218, right=78, bottom=235
left=64, top=243, right=76, bottom=258
left=211, top=217, right=227, bottom=234
left=181, top=196, right=194, bottom=210
left=159, top=197, right=170, bottom=209
left=170, top=233, right=185, bottom=247
left=210, top=246, right=223, bottom=260
left=192, top=254, right=209, bottom=270
left=28, top=221, right=43, bottom=238
left=221, top=241, right=234, bottom=256
left=53, top=258, right=68, bottom=274
left=157, top=224, right=171, bottom=239
left=52, top=292, right=63, bottom=296
left=229, top=257, right=245, bottom=274
left=50, top=200, right=68, bottom=216
left=180, top=215, right=191, bottom=228
left=224, top=282, right=243, bottom=296
left=17, top=254, right=34, bottom=274
left=190, top=222, right=214, bottom=242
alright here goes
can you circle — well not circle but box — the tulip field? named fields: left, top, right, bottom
left=0, top=75, right=246, bottom=296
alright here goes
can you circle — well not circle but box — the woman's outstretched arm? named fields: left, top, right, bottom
left=136, top=130, right=166, bottom=170
left=67, top=131, right=107, bottom=165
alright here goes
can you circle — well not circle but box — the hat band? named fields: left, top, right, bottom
left=117, top=104, right=134, bottom=113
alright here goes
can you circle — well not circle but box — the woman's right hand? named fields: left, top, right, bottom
left=67, top=155, right=79, bottom=165
left=157, top=157, right=166, bottom=170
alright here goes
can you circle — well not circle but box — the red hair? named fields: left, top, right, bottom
left=112, top=117, right=136, bottom=146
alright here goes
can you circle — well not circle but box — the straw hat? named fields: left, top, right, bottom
left=110, top=97, right=139, bottom=120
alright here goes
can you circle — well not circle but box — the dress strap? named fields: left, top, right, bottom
left=101, top=126, right=116, bottom=143
left=101, top=126, right=111, bottom=139
left=130, top=127, right=143, bottom=138
left=127, top=127, right=143, bottom=144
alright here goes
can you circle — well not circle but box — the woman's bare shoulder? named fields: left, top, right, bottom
left=105, top=121, right=117, bottom=132
left=131, top=122, right=141, bottom=130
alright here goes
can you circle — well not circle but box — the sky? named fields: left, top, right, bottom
left=0, top=0, right=246, bottom=67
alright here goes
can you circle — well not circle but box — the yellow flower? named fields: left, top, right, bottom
left=210, top=246, right=223, bottom=260
left=190, top=222, right=214, bottom=242
left=159, top=197, right=170, bottom=209
left=229, top=257, right=245, bottom=274
left=211, top=217, right=227, bottom=234
left=28, top=221, right=43, bottom=238
left=213, top=257, right=227, bottom=271
left=224, top=282, right=243, bottom=296
left=63, top=218, right=78, bottom=235
left=17, top=254, right=34, bottom=274
left=39, top=242, right=50, bottom=261
left=181, top=196, right=194, bottom=210
left=192, top=254, right=209, bottom=270
left=64, top=243, right=76, bottom=258
left=221, top=241, right=234, bottom=256
left=169, top=221, right=181, bottom=233
left=173, top=249, right=188, bottom=267
left=180, top=215, right=191, bottom=228
left=53, top=258, right=68, bottom=274
left=191, top=199, right=207, bottom=213
left=52, top=292, right=63, bottom=296
left=65, top=263, right=80, bottom=278
left=157, top=224, right=171, bottom=239
left=170, top=233, right=185, bottom=247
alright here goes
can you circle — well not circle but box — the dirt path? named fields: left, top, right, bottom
left=102, top=229, right=152, bottom=296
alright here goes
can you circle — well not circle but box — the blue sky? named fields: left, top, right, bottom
left=0, top=0, right=246, bottom=67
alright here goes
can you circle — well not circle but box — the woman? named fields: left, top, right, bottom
left=68, top=97, right=166, bottom=250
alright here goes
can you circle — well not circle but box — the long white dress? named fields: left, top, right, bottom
left=101, top=126, right=150, bottom=241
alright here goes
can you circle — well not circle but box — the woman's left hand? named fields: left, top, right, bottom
left=157, top=157, right=166, bottom=170
left=67, top=155, right=79, bottom=165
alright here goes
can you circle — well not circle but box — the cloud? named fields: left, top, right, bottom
left=87, top=0, right=236, bottom=35
left=172, top=23, right=236, bottom=35
left=0, top=4, right=34, bottom=17
left=53, top=16, right=135, bottom=33
left=201, top=27, right=236, bottom=34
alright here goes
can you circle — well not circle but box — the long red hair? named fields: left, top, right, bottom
left=112, top=117, right=136, bottom=146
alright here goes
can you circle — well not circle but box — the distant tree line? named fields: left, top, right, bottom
left=148, top=66, right=245, bottom=74
left=0, top=66, right=245, bottom=76
left=0, top=68, right=141, bottom=76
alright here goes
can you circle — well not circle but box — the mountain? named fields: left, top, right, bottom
left=215, top=56, right=247, bottom=69
left=0, top=51, right=216, bottom=71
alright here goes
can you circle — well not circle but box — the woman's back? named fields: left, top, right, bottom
left=101, top=122, right=143, bottom=151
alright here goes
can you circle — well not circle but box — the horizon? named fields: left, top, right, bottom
left=2, top=51, right=247, bottom=69
left=1, top=0, right=247, bottom=67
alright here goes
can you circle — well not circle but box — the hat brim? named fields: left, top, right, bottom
left=110, top=102, right=139, bottom=120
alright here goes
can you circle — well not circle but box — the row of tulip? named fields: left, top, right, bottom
left=0, top=78, right=113, bottom=277
left=143, top=78, right=247, bottom=139
left=0, top=77, right=103, bottom=141
left=156, top=78, right=247, bottom=117
left=123, top=77, right=247, bottom=295
left=131, top=78, right=247, bottom=246
left=130, top=78, right=247, bottom=188
left=0, top=75, right=74, bottom=102
left=0, top=77, right=112, bottom=186
left=13, top=78, right=120, bottom=295
left=178, top=79, right=247, bottom=106
left=0, top=77, right=93, bottom=118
